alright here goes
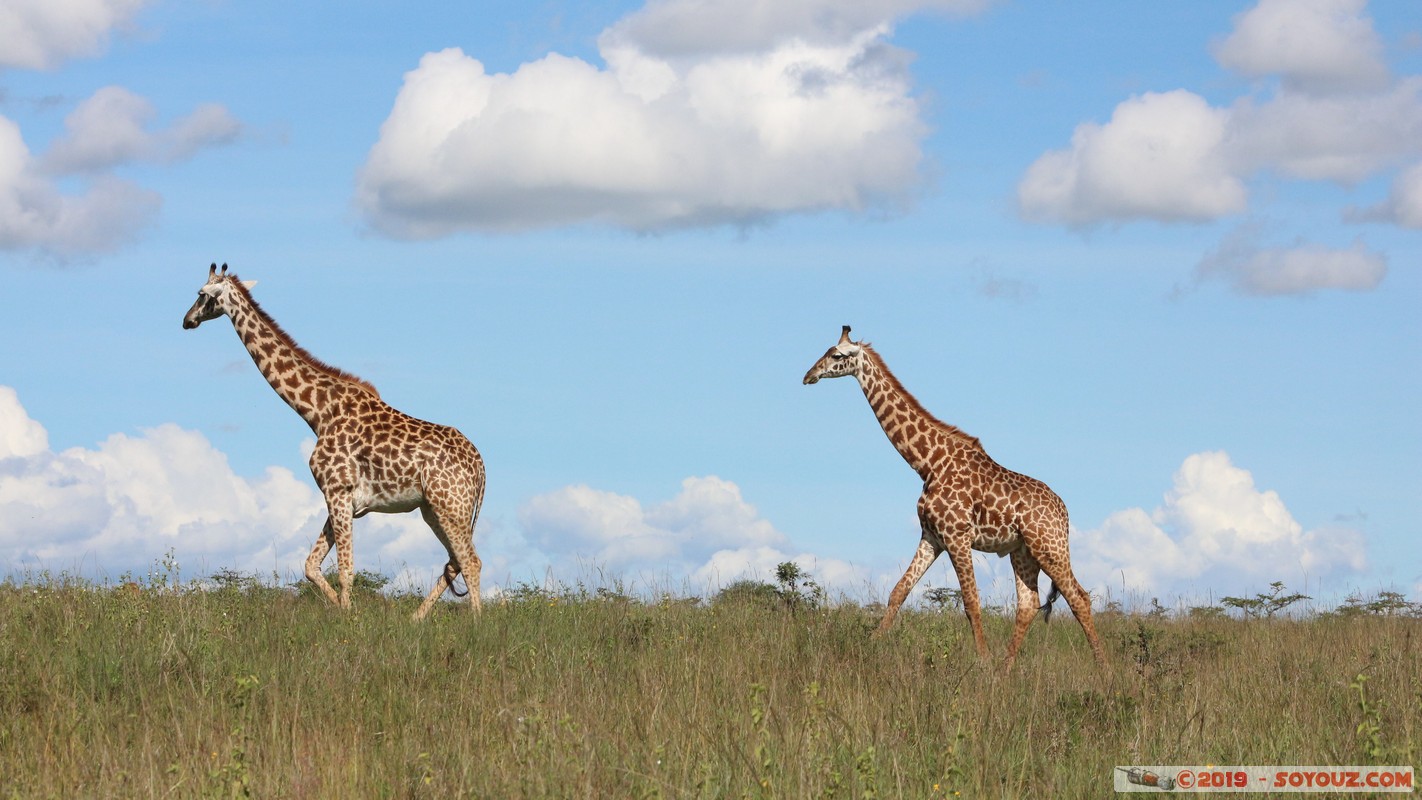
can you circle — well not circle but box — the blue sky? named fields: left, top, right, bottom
left=1, top=0, right=1418, bottom=608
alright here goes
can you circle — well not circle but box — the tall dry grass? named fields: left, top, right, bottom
left=0, top=571, right=1417, bottom=798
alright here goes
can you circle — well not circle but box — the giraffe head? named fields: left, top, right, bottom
left=183, top=263, right=256, bottom=329
left=802, top=325, right=864, bottom=385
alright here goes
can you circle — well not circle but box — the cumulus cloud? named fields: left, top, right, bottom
left=1194, top=226, right=1386, bottom=295
left=355, top=0, right=987, bottom=236
left=1017, top=0, right=1422, bottom=260
left=0, top=386, right=48, bottom=458
left=40, top=86, right=243, bottom=174
left=0, top=386, right=457, bottom=588
left=604, top=0, right=991, bottom=57
left=0, top=0, right=152, bottom=70
left=0, top=87, right=242, bottom=260
left=0, top=114, right=160, bottom=257
left=1211, top=0, right=1388, bottom=93
left=1348, top=160, right=1422, bottom=227
left=1017, top=90, right=1246, bottom=225
left=518, top=476, right=868, bottom=592
left=1074, top=451, right=1367, bottom=599
left=1017, top=81, right=1422, bottom=227
left=0, top=391, right=317, bottom=578
left=1226, top=78, right=1422, bottom=183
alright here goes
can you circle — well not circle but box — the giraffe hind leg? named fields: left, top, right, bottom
left=1036, top=557, right=1107, bottom=667
left=412, top=502, right=482, bottom=621
left=1004, top=548, right=1043, bottom=669
left=412, top=505, right=454, bottom=621
left=944, top=543, right=991, bottom=660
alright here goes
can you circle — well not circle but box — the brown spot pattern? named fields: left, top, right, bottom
left=184, top=269, right=485, bottom=621
left=803, top=331, right=1105, bottom=668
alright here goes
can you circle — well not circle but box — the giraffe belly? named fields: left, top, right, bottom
left=971, top=526, right=1021, bottom=555
left=352, top=480, right=424, bottom=517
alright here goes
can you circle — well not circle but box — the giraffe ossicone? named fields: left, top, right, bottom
left=183, top=263, right=486, bottom=621
left=803, top=325, right=1106, bottom=668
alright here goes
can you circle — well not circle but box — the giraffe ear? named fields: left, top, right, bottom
left=242, top=280, right=258, bottom=290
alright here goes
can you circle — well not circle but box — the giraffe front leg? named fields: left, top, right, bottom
left=304, top=518, right=340, bottom=606
left=876, top=538, right=940, bottom=635
left=321, top=488, right=355, bottom=610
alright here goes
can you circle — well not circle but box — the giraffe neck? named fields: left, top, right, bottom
left=222, top=278, right=377, bottom=433
left=856, top=345, right=977, bottom=480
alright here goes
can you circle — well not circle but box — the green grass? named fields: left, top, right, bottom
left=0, top=574, right=1418, bottom=798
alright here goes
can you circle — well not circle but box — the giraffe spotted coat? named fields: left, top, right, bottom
left=183, top=263, right=484, bottom=621
left=804, top=325, right=1106, bottom=668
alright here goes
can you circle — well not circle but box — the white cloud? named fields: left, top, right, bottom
left=0, top=113, right=160, bottom=257
left=1017, top=90, right=1247, bottom=225
left=1017, top=80, right=1422, bottom=227
left=0, top=386, right=48, bottom=458
left=519, top=483, right=673, bottom=566
left=1226, top=79, right=1422, bottom=183
left=1074, top=451, right=1367, bottom=598
left=519, top=476, right=787, bottom=574
left=1349, top=160, right=1422, bottom=228
left=1017, top=0, right=1418, bottom=293
left=0, top=0, right=242, bottom=262
left=40, top=86, right=244, bottom=174
left=603, top=0, right=991, bottom=57
left=1195, top=225, right=1386, bottom=295
left=355, top=0, right=979, bottom=236
left=0, top=0, right=152, bottom=70
left=1, top=86, right=242, bottom=259
left=1211, top=0, right=1387, bottom=93
left=0, top=391, right=319, bottom=578
left=518, top=475, right=869, bottom=593
left=645, top=475, right=784, bottom=551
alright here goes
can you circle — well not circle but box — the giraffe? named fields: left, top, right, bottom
left=183, top=263, right=485, bottom=621
left=803, top=326, right=1106, bottom=668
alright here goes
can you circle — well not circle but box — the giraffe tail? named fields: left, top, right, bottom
left=1039, top=581, right=1062, bottom=622
left=444, top=562, right=469, bottom=597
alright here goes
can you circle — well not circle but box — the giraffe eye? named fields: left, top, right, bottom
left=830, top=352, right=845, bottom=360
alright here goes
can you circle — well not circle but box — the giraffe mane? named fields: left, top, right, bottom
left=225, top=275, right=381, bottom=399
left=861, top=342, right=982, bottom=450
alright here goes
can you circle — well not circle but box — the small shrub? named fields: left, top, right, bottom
left=923, top=586, right=963, bottom=612
left=712, top=579, right=781, bottom=608
left=1329, top=590, right=1422, bottom=618
left=774, top=561, right=825, bottom=610
left=209, top=568, right=261, bottom=593
left=1221, top=581, right=1310, bottom=619
left=1187, top=604, right=1229, bottom=621
left=291, top=569, right=391, bottom=601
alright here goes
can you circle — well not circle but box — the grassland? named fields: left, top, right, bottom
left=0, top=570, right=1418, bottom=799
